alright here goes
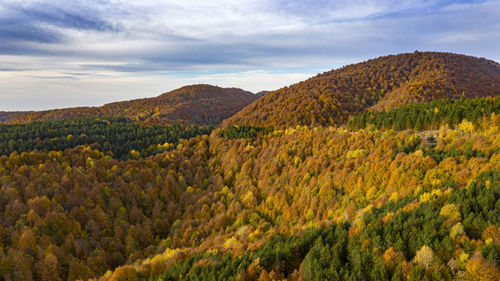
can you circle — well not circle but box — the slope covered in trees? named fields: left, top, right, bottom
left=7, top=85, right=257, bottom=126
left=219, top=125, right=270, bottom=139
left=255, top=91, right=270, bottom=97
left=1, top=52, right=500, bottom=281
left=224, top=52, right=500, bottom=128
left=348, top=97, right=500, bottom=131
left=105, top=113, right=500, bottom=281
left=0, top=117, right=211, bottom=159
left=0, top=100, right=498, bottom=280
left=0, top=140, right=213, bottom=280
left=0, top=111, right=31, bottom=122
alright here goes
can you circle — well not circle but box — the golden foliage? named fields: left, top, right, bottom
left=440, top=203, right=461, bottom=220
left=414, top=245, right=434, bottom=269
left=465, top=252, right=500, bottom=281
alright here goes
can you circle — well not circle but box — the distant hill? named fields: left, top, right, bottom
left=223, top=52, right=500, bottom=128
left=255, top=90, right=270, bottom=96
left=7, top=85, right=257, bottom=126
left=0, top=111, right=31, bottom=122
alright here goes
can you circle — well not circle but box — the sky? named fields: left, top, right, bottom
left=0, top=0, right=499, bottom=111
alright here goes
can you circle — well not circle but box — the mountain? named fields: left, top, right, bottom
left=7, top=84, right=257, bottom=126
left=1, top=53, right=500, bottom=281
left=0, top=111, right=31, bottom=122
left=223, top=52, right=500, bottom=128
left=255, top=90, right=270, bottom=96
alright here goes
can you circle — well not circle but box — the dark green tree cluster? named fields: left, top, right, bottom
left=302, top=170, right=500, bottom=281
left=152, top=228, right=322, bottom=281
left=0, top=117, right=212, bottom=159
left=219, top=126, right=270, bottom=139
left=347, top=97, right=499, bottom=131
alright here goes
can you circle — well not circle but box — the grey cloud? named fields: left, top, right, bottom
left=0, top=0, right=499, bottom=110
left=0, top=21, right=61, bottom=44
left=0, top=1, right=116, bottom=52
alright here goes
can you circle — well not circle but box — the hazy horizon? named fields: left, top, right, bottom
left=1, top=0, right=499, bottom=111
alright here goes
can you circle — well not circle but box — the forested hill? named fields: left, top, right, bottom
left=0, top=111, right=31, bottom=122
left=6, top=85, right=258, bottom=126
left=223, top=52, right=500, bottom=128
left=1, top=53, right=500, bottom=281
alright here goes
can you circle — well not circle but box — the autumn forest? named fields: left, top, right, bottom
left=0, top=52, right=499, bottom=281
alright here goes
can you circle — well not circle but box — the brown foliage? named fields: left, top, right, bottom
left=224, top=52, right=500, bottom=128
left=0, top=111, right=31, bottom=122
left=7, top=85, right=258, bottom=126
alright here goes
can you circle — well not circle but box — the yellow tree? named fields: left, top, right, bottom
left=465, top=252, right=500, bottom=281
left=414, top=245, right=434, bottom=269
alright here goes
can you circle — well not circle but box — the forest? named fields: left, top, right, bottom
left=224, top=52, right=500, bottom=128
left=7, top=85, right=257, bottom=126
left=108, top=112, right=500, bottom=281
left=347, top=97, right=500, bottom=131
left=0, top=117, right=212, bottom=159
left=0, top=106, right=498, bottom=280
left=0, top=112, right=30, bottom=122
left=219, top=126, right=270, bottom=139
left=0, top=52, right=499, bottom=281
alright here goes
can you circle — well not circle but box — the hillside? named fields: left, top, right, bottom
left=0, top=117, right=211, bottom=159
left=1, top=53, right=500, bottom=281
left=7, top=85, right=257, bottom=126
left=223, top=52, right=500, bottom=128
left=0, top=104, right=498, bottom=280
left=0, top=111, right=31, bottom=122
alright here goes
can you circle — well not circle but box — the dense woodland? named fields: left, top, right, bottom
left=348, top=97, right=500, bottom=131
left=107, top=113, right=500, bottom=281
left=219, top=126, right=270, bottom=140
left=0, top=112, right=31, bottom=122
left=224, top=52, right=500, bottom=128
left=6, top=85, right=258, bottom=126
left=0, top=117, right=212, bottom=159
left=0, top=104, right=498, bottom=280
left=0, top=52, right=499, bottom=281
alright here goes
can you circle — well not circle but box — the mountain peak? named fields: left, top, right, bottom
left=223, top=52, right=500, bottom=128
left=7, top=84, right=257, bottom=126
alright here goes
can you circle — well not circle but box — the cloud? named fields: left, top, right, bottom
left=0, top=0, right=498, bottom=110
